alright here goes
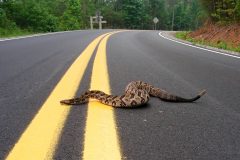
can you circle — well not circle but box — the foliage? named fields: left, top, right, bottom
left=235, top=0, right=240, bottom=21
left=59, top=0, right=82, bottom=30
left=176, top=31, right=240, bottom=53
left=175, top=31, right=190, bottom=39
left=1, top=0, right=239, bottom=37
left=0, top=7, right=16, bottom=29
left=122, top=0, right=145, bottom=29
left=200, top=0, right=240, bottom=23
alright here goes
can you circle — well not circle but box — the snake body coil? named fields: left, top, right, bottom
left=60, top=81, right=206, bottom=107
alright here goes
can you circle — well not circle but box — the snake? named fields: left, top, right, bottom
left=60, top=81, right=206, bottom=107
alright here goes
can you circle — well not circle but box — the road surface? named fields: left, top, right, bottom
left=0, top=30, right=240, bottom=160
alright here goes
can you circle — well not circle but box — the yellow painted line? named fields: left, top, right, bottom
left=83, top=32, right=122, bottom=160
left=6, top=32, right=113, bottom=160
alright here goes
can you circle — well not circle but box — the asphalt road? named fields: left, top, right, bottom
left=0, top=30, right=240, bottom=160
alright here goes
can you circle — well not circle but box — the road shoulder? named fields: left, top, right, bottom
left=161, top=31, right=240, bottom=57
left=0, top=30, right=81, bottom=42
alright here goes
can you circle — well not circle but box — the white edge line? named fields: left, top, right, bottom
left=159, top=31, right=240, bottom=59
left=0, top=30, right=81, bottom=42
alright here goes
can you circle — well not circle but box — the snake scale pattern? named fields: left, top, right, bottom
left=60, top=81, right=206, bottom=107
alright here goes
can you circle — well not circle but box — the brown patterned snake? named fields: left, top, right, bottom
left=60, top=81, right=206, bottom=107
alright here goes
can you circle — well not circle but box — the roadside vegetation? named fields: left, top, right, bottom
left=176, top=31, right=240, bottom=53
left=0, top=0, right=206, bottom=37
left=1, top=0, right=239, bottom=53
left=176, top=0, right=240, bottom=53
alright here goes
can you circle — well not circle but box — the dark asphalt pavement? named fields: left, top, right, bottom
left=0, top=30, right=240, bottom=160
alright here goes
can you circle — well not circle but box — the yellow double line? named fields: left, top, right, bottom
left=6, top=31, right=122, bottom=160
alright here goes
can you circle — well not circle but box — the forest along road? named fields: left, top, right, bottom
left=0, top=30, right=240, bottom=160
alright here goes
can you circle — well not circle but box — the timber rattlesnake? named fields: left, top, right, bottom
left=60, top=81, right=206, bottom=107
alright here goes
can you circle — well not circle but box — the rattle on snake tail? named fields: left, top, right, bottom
left=60, top=81, right=206, bottom=107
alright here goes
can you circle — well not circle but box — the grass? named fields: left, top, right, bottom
left=175, top=31, right=240, bottom=53
left=0, top=28, right=35, bottom=38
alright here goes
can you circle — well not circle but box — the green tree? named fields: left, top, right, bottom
left=81, top=0, right=95, bottom=28
left=25, top=2, right=58, bottom=31
left=59, top=0, right=82, bottom=30
left=200, top=0, right=240, bottom=23
left=122, top=0, right=145, bottom=29
left=144, top=0, right=168, bottom=30
left=235, top=0, right=240, bottom=20
left=102, top=4, right=124, bottom=28
left=0, top=7, right=16, bottom=29
left=2, top=0, right=229, bottom=35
